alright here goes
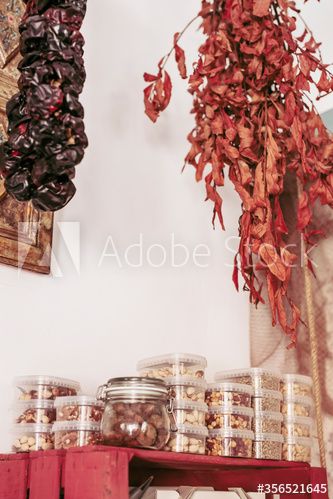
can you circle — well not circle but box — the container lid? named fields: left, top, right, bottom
left=253, top=411, right=283, bottom=422
left=12, top=423, right=53, bottom=434
left=254, top=433, right=284, bottom=443
left=52, top=421, right=101, bottom=432
left=14, top=399, right=55, bottom=410
left=208, top=429, right=254, bottom=439
left=283, top=436, right=312, bottom=446
left=137, top=353, right=207, bottom=370
left=282, top=374, right=313, bottom=386
left=172, top=424, right=208, bottom=437
left=206, top=382, right=254, bottom=395
left=208, top=406, right=254, bottom=417
left=54, top=396, right=104, bottom=408
left=14, top=376, right=80, bottom=391
left=97, top=377, right=168, bottom=402
left=283, top=415, right=313, bottom=425
left=253, top=389, right=283, bottom=401
left=215, top=368, right=281, bottom=382
left=173, top=400, right=208, bottom=412
left=283, top=395, right=314, bottom=406
left=164, top=376, right=207, bottom=388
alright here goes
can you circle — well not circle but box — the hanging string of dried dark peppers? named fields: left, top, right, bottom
left=0, top=0, right=88, bottom=212
left=144, top=0, right=333, bottom=344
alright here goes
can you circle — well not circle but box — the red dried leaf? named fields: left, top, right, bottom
left=253, top=0, right=272, bottom=17
left=174, top=33, right=187, bottom=79
left=259, top=244, right=287, bottom=282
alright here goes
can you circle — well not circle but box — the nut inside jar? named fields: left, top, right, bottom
left=282, top=396, right=313, bottom=417
left=252, top=411, right=283, bottom=434
left=164, top=425, right=207, bottom=454
left=53, top=422, right=101, bottom=449
left=253, top=433, right=283, bottom=460
left=173, top=401, right=207, bottom=427
left=54, top=396, right=104, bottom=423
left=137, top=353, right=207, bottom=379
left=166, top=377, right=207, bottom=402
left=281, top=374, right=313, bottom=398
left=215, top=368, right=281, bottom=391
left=15, top=400, right=56, bottom=424
left=282, top=437, right=312, bottom=462
left=282, top=416, right=312, bottom=438
left=12, top=424, right=54, bottom=452
left=253, top=389, right=283, bottom=412
left=206, top=406, right=254, bottom=431
left=15, top=376, right=80, bottom=401
left=205, top=383, right=253, bottom=408
left=206, top=429, right=254, bottom=458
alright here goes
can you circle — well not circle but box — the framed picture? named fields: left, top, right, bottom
left=0, top=0, right=53, bottom=274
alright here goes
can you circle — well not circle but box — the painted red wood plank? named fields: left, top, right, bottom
left=29, top=450, right=65, bottom=499
left=0, top=453, right=28, bottom=499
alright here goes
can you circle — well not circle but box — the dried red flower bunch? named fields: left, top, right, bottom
left=144, top=0, right=333, bottom=343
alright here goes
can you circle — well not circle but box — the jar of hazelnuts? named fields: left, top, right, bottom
left=97, top=377, right=174, bottom=450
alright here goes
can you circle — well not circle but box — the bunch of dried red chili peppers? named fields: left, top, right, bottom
left=144, top=0, right=333, bottom=343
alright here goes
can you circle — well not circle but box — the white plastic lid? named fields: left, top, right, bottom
left=208, top=406, right=254, bottom=417
left=14, top=399, right=55, bottom=410
left=172, top=424, right=208, bottom=437
left=137, top=353, right=207, bottom=370
left=173, top=400, right=208, bottom=412
left=254, top=433, right=284, bottom=443
left=206, top=382, right=254, bottom=395
left=282, top=374, right=313, bottom=386
left=283, top=415, right=313, bottom=425
left=253, top=389, right=283, bottom=401
left=14, top=375, right=80, bottom=391
left=208, top=429, right=254, bottom=439
left=52, top=421, right=101, bottom=432
left=283, top=395, right=314, bottom=406
left=12, top=423, right=53, bottom=434
left=165, top=376, right=207, bottom=388
left=215, top=368, right=281, bottom=381
left=284, top=436, right=312, bottom=446
left=54, top=396, right=104, bottom=408
left=253, top=411, right=283, bottom=422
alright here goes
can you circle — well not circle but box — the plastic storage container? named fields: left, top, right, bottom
left=282, top=396, right=313, bottom=417
left=281, top=374, right=313, bottom=398
left=252, top=389, right=282, bottom=413
left=282, top=436, right=312, bottom=462
left=206, top=406, right=254, bottom=431
left=12, top=424, right=54, bottom=452
left=252, top=411, right=283, bottom=434
left=164, top=425, right=207, bottom=454
left=215, top=368, right=281, bottom=391
left=253, top=433, right=283, bottom=460
left=15, top=376, right=80, bottom=401
left=282, top=416, right=312, bottom=438
left=53, top=421, right=101, bottom=449
left=206, top=429, right=254, bottom=458
left=54, top=396, right=104, bottom=423
left=173, top=400, right=207, bottom=427
left=97, top=377, right=171, bottom=450
left=166, top=376, right=206, bottom=402
left=14, top=400, right=56, bottom=424
left=205, top=383, right=253, bottom=408
left=137, top=353, right=207, bottom=379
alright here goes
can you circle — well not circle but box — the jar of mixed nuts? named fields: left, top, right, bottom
left=166, top=376, right=206, bottom=403
left=53, top=421, right=102, bottom=449
left=173, top=400, right=207, bottom=427
left=164, top=425, right=207, bottom=454
left=206, top=406, right=254, bottom=431
left=54, top=396, right=104, bottom=423
left=252, top=389, right=283, bottom=413
left=97, top=377, right=172, bottom=450
left=15, top=376, right=80, bottom=401
left=215, top=368, right=281, bottom=392
left=206, top=429, right=254, bottom=458
left=14, top=400, right=56, bottom=425
left=282, top=416, right=312, bottom=438
left=12, top=423, right=54, bottom=452
left=205, top=383, right=253, bottom=409
left=137, top=353, right=207, bottom=379
left=282, top=436, right=312, bottom=463
left=253, top=433, right=283, bottom=460
left=281, top=374, right=313, bottom=398
left=252, top=411, right=283, bottom=434
left=282, top=396, right=313, bottom=418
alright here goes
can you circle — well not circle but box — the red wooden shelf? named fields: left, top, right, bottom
left=0, top=446, right=329, bottom=499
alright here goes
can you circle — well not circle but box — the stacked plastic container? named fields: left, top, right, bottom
left=215, top=368, right=283, bottom=460
left=137, top=353, right=208, bottom=454
left=13, top=376, right=80, bottom=452
left=53, top=396, right=104, bottom=449
left=281, top=374, right=313, bottom=463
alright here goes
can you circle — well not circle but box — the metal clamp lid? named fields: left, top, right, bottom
left=96, top=377, right=169, bottom=402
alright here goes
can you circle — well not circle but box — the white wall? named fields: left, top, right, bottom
left=1, top=0, right=332, bottom=452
